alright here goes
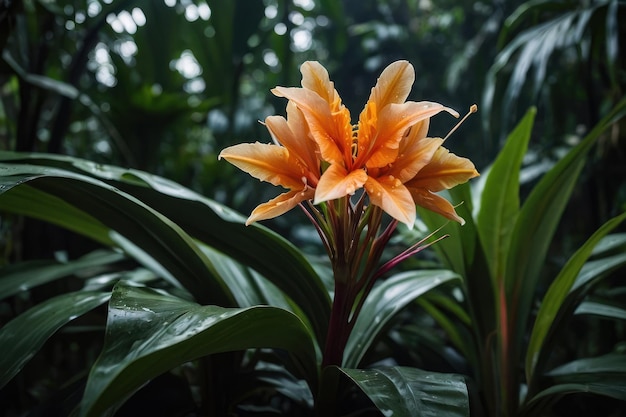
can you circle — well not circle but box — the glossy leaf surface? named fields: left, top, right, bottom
left=0, top=165, right=234, bottom=306
left=0, top=291, right=110, bottom=389
left=0, top=153, right=331, bottom=344
left=344, top=269, right=460, bottom=368
left=80, top=282, right=317, bottom=417
left=341, top=366, right=469, bottom=417
left=0, top=249, right=124, bottom=299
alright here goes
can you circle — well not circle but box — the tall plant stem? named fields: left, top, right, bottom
left=321, top=280, right=352, bottom=368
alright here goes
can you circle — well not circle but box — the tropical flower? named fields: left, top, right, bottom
left=219, top=60, right=478, bottom=227
left=219, top=60, right=480, bottom=368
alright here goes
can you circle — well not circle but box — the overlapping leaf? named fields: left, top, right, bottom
left=0, top=291, right=110, bottom=389
left=80, top=282, right=317, bottom=417
left=0, top=153, right=331, bottom=344
left=344, top=269, right=460, bottom=368
left=341, top=366, right=470, bottom=417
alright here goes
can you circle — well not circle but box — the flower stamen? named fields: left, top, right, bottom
left=443, top=104, right=478, bottom=142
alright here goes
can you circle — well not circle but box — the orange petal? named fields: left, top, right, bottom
left=363, top=101, right=458, bottom=169
left=365, top=175, right=416, bottom=227
left=368, top=60, right=415, bottom=109
left=407, top=146, right=479, bottom=192
left=273, top=86, right=352, bottom=166
left=392, top=136, right=443, bottom=184
left=219, top=143, right=304, bottom=189
left=408, top=187, right=465, bottom=225
left=314, top=164, right=368, bottom=203
left=247, top=188, right=315, bottom=225
left=265, top=102, right=319, bottom=176
left=300, top=61, right=339, bottom=106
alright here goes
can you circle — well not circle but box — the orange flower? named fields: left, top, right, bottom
left=220, top=60, right=478, bottom=226
left=219, top=101, right=319, bottom=225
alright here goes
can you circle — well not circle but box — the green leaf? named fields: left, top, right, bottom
left=525, top=354, right=626, bottom=409
left=575, top=301, right=626, bottom=321
left=0, top=182, right=114, bottom=247
left=80, top=282, right=318, bottom=417
left=0, top=249, right=125, bottom=299
left=572, top=252, right=626, bottom=293
left=590, top=233, right=626, bottom=256
left=0, top=153, right=331, bottom=344
left=0, top=165, right=235, bottom=307
left=340, top=366, right=470, bottom=417
left=476, top=107, right=535, bottom=285
left=416, top=206, right=466, bottom=276
left=548, top=353, right=626, bottom=382
left=344, top=270, right=460, bottom=368
left=0, top=291, right=110, bottom=389
left=525, top=211, right=626, bottom=381
left=417, top=294, right=474, bottom=363
left=507, top=98, right=626, bottom=357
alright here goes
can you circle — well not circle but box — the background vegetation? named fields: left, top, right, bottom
left=0, top=0, right=625, bottom=416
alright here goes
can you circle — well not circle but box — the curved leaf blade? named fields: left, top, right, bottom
left=344, top=269, right=460, bottom=368
left=341, top=366, right=470, bottom=417
left=526, top=211, right=626, bottom=381
left=525, top=354, right=626, bottom=409
left=80, top=282, right=318, bottom=417
left=0, top=291, right=110, bottom=389
left=0, top=249, right=125, bottom=299
left=507, top=98, right=626, bottom=354
left=0, top=165, right=235, bottom=307
left=575, top=301, right=626, bottom=320
left=0, top=153, right=331, bottom=344
left=476, top=107, right=535, bottom=284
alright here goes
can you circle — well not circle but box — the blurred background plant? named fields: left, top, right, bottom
left=0, top=0, right=625, bottom=416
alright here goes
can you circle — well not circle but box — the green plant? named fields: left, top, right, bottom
left=0, top=149, right=471, bottom=416
left=412, top=98, right=626, bottom=417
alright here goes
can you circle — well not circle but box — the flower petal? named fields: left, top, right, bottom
left=392, top=136, right=443, bottom=184
left=300, top=61, right=339, bottom=106
left=219, top=143, right=304, bottom=189
left=407, top=187, right=465, bottom=224
left=265, top=101, right=319, bottom=178
left=365, top=176, right=416, bottom=227
left=314, top=164, right=368, bottom=203
left=247, top=188, right=315, bottom=225
left=368, top=60, right=415, bottom=109
left=406, top=146, right=479, bottom=192
left=363, top=101, right=458, bottom=169
left=273, top=86, right=352, bottom=166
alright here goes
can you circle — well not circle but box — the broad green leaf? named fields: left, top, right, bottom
left=507, top=98, right=626, bottom=358
left=80, top=282, right=318, bottom=417
left=344, top=270, right=460, bottom=368
left=0, top=153, right=331, bottom=344
left=0, top=182, right=114, bottom=247
left=525, top=354, right=626, bottom=409
left=575, top=301, right=626, bottom=321
left=476, top=107, right=535, bottom=284
left=0, top=291, right=110, bottom=389
left=526, top=211, right=626, bottom=381
left=0, top=165, right=235, bottom=307
left=0, top=249, right=125, bottom=299
left=341, top=366, right=469, bottom=417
